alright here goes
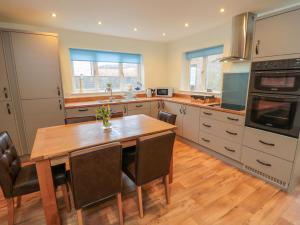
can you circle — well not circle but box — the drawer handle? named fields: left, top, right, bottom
left=226, top=130, right=237, bottom=136
left=259, top=140, right=275, bottom=147
left=201, top=138, right=210, bottom=143
left=6, top=103, right=11, bottom=115
left=3, top=87, right=8, bottom=99
left=256, top=159, right=271, bottom=167
left=203, top=112, right=212, bottom=116
left=78, top=108, right=89, bottom=112
left=136, top=104, right=143, bottom=108
left=227, top=116, right=239, bottom=121
left=224, top=146, right=236, bottom=152
left=202, top=123, right=211, bottom=128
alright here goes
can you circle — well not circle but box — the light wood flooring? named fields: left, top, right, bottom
left=1, top=139, right=300, bottom=225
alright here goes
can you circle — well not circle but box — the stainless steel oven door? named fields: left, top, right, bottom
left=249, top=70, right=300, bottom=95
left=245, top=93, right=300, bottom=138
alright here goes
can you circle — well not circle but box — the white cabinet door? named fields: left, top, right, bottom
left=0, top=101, right=22, bottom=154
left=21, top=98, right=65, bottom=152
left=127, top=108, right=150, bottom=116
left=164, top=101, right=183, bottom=135
left=253, top=9, right=300, bottom=59
left=0, top=32, right=10, bottom=101
left=182, top=105, right=200, bottom=143
left=11, top=32, right=62, bottom=99
left=150, top=101, right=159, bottom=118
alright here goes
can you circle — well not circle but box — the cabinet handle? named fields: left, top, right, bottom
left=259, top=140, right=275, bottom=147
left=59, top=100, right=63, bottom=110
left=224, top=146, right=236, bottom=152
left=78, top=108, right=89, bottom=112
left=202, top=123, right=211, bottom=128
left=136, top=104, right=143, bottom=108
left=203, top=111, right=212, bottom=116
left=255, top=40, right=260, bottom=55
left=3, top=87, right=8, bottom=99
left=227, top=116, right=239, bottom=121
left=183, top=106, right=186, bottom=115
left=179, top=106, right=183, bottom=114
left=201, top=138, right=210, bottom=143
left=226, top=130, right=237, bottom=136
left=162, top=101, right=165, bottom=109
left=256, top=159, right=271, bottom=167
left=6, top=103, right=11, bottom=115
left=123, top=105, right=127, bottom=114
left=57, top=86, right=61, bottom=96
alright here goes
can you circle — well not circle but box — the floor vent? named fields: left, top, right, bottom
left=244, top=165, right=287, bottom=188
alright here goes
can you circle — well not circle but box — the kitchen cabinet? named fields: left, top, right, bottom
left=21, top=98, right=65, bottom=151
left=0, top=32, right=10, bottom=101
left=163, top=101, right=183, bottom=136
left=11, top=32, right=62, bottom=99
left=127, top=102, right=150, bottom=116
left=182, top=105, right=200, bottom=143
left=150, top=100, right=162, bottom=118
left=0, top=101, right=22, bottom=154
left=253, top=8, right=300, bottom=59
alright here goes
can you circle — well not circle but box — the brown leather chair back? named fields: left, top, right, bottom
left=135, top=131, right=175, bottom=186
left=0, top=132, right=21, bottom=198
left=69, top=142, right=122, bottom=209
left=158, top=111, right=177, bottom=125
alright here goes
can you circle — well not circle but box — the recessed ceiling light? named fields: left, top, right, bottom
left=98, top=21, right=102, bottom=25
left=184, top=23, right=189, bottom=28
left=51, top=13, right=57, bottom=18
left=220, top=8, right=225, bottom=13
left=162, top=33, right=166, bottom=36
left=134, top=27, right=138, bottom=32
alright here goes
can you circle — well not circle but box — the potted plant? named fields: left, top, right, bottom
left=96, top=105, right=111, bottom=129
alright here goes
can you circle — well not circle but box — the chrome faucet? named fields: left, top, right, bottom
left=105, top=83, right=114, bottom=101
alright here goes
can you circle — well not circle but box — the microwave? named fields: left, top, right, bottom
left=156, top=88, right=173, bottom=97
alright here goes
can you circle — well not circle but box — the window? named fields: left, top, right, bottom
left=186, top=45, right=223, bottom=92
left=70, top=48, right=142, bottom=93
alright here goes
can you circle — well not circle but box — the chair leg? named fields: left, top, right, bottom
left=136, top=186, right=143, bottom=218
left=77, top=209, right=83, bottom=225
left=164, top=174, right=170, bottom=204
left=61, top=184, right=71, bottom=212
left=16, top=196, right=21, bottom=208
left=117, top=193, right=124, bottom=225
left=7, top=198, right=14, bottom=225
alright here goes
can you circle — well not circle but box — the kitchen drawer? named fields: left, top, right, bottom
left=242, top=146, right=293, bottom=188
left=199, top=132, right=242, bottom=161
left=200, top=117, right=244, bottom=144
left=127, top=108, right=150, bottom=116
left=200, top=108, right=245, bottom=126
left=66, top=106, right=97, bottom=118
left=128, top=102, right=150, bottom=111
left=243, top=127, right=297, bottom=162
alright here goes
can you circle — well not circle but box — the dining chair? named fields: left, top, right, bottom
left=158, top=111, right=177, bottom=125
left=68, top=142, right=124, bottom=225
left=0, top=131, right=71, bottom=225
left=122, top=131, right=176, bottom=218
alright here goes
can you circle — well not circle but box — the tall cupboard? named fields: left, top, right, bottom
left=0, top=30, right=65, bottom=155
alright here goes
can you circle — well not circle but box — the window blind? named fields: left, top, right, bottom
left=69, top=48, right=141, bottom=64
left=186, top=45, right=224, bottom=60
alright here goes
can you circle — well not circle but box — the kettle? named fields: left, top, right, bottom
left=146, top=88, right=155, bottom=98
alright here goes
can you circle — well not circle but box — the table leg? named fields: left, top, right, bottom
left=36, top=159, right=61, bottom=225
left=169, top=153, right=173, bottom=184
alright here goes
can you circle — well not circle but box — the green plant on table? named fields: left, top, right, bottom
left=96, top=105, right=111, bottom=128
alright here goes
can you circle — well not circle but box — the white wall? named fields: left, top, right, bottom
left=166, top=21, right=251, bottom=92
left=0, top=22, right=168, bottom=97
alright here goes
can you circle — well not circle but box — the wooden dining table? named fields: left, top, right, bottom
left=30, top=114, right=177, bottom=225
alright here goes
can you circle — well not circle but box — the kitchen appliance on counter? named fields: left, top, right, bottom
left=146, top=88, right=155, bottom=98
left=156, top=88, right=174, bottom=97
left=246, top=58, right=300, bottom=138
left=191, top=94, right=215, bottom=104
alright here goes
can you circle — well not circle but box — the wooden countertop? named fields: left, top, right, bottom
left=31, top=114, right=177, bottom=161
left=64, top=96, right=245, bottom=116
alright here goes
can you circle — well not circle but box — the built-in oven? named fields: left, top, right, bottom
left=245, top=93, right=300, bottom=138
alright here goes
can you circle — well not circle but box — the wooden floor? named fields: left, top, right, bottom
left=1, top=139, right=300, bottom=225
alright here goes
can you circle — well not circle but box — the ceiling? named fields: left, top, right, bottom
left=0, top=0, right=299, bottom=42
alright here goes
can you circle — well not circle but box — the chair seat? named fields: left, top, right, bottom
left=12, top=164, right=66, bottom=197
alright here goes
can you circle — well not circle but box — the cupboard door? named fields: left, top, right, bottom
left=164, top=101, right=183, bottom=135
left=182, top=105, right=200, bottom=143
left=0, top=32, right=10, bottom=101
left=11, top=32, right=62, bottom=99
left=21, top=98, right=65, bottom=152
left=127, top=108, right=150, bottom=116
left=150, top=101, right=159, bottom=118
left=253, top=9, right=300, bottom=59
left=0, top=101, right=22, bottom=154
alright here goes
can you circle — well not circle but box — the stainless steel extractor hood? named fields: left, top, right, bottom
left=220, top=12, right=256, bottom=62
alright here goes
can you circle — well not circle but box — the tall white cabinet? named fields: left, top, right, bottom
left=0, top=30, right=65, bottom=154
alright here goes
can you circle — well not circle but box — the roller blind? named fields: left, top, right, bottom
left=186, top=45, right=224, bottom=60
left=69, top=48, right=141, bottom=64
